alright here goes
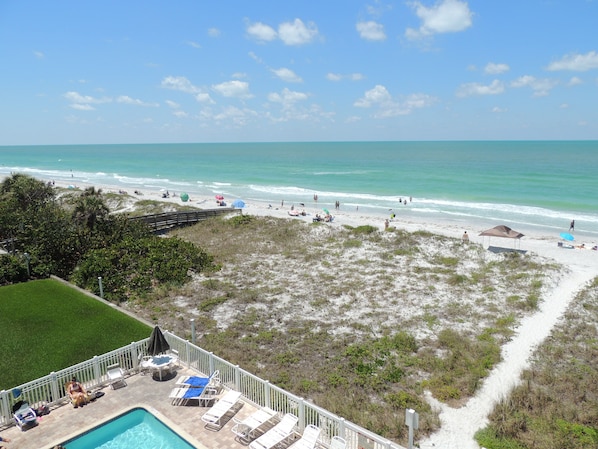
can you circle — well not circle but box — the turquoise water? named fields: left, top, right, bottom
left=1, top=141, right=597, bottom=237
left=63, top=408, right=196, bottom=449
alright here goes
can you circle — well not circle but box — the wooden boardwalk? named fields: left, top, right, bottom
left=129, top=208, right=238, bottom=233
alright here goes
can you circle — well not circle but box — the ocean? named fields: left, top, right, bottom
left=1, top=141, right=597, bottom=239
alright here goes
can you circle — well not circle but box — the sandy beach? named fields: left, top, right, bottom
left=36, top=178, right=598, bottom=448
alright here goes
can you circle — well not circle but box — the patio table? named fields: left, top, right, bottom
left=148, top=354, right=176, bottom=381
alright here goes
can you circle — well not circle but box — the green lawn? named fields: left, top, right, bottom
left=0, top=279, right=152, bottom=390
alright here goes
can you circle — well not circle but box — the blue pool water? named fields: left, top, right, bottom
left=63, top=407, right=197, bottom=449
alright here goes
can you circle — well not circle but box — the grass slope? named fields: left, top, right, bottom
left=0, top=279, right=151, bottom=390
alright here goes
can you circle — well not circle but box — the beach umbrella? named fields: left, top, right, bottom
left=180, top=192, right=189, bottom=202
left=322, top=208, right=330, bottom=215
left=147, top=326, right=170, bottom=356
left=232, top=199, right=245, bottom=208
left=560, top=232, right=574, bottom=241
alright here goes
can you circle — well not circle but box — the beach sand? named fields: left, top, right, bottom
left=35, top=178, right=598, bottom=448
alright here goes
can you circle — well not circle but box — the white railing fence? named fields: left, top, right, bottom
left=0, top=331, right=406, bottom=449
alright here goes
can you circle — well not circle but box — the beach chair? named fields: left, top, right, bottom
left=12, top=400, right=38, bottom=431
left=176, top=370, right=219, bottom=387
left=169, top=384, right=219, bottom=406
left=287, top=424, right=321, bottom=449
left=330, top=435, right=347, bottom=449
left=138, top=354, right=153, bottom=375
left=248, top=413, right=298, bottom=449
left=231, top=407, right=277, bottom=444
left=106, top=363, right=127, bottom=389
left=200, top=390, right=243, bottom=430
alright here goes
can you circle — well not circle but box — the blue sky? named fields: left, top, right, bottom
left=1, top=0, right=597, bottom=144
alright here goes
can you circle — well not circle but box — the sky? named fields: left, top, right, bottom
left=1, top=0, right=597, bottom=144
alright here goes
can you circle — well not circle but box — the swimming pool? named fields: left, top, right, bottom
left=63, top=407, right=198, bottom=449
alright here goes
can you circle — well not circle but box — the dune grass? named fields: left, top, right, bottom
left=0, top=279, right=151, bottom=390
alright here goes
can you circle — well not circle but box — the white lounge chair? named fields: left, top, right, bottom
left=200, top=390, right=243, bottom=429
left=248, top=413, right=298, bottom=449
left=138, top=355, right=153, bottom=375
left=106, top=363, right=127, bottom=389
left=231, top=407, right=277, bottom=443
left=330, top=435, right=347, bottom=449
left=287, top=424, right=321, bottom=449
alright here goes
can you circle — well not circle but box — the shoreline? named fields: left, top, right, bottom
left=48, top=176, right=598, bottom=261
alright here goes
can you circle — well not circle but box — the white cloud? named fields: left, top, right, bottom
left=356, top=21, right=386, bottom=41
left=560, top=103, right=569, bottom=109
left=272, top=68, right=303, bottom=83
left=546, top=51, right=598, bottom=72
left=116, top=96, right=158, bottom=107
left=491, top=106, right=507, bottom=113
left=484, top=62, right=509, bottom=75
left=165, top=100, right=180, bottom=109
left=278, top=18, right=318, bottom=45
left=246, top=21, right=278, bottom=42
left=456, top=79, right=504, bottom=97
left=173, top=110, right=188, bottom=118
left=327, top=73, right=364, bottom=81
left=354, top=85, right=436, bottom=117
left=161, top=76, right=201, bottom=94
left=207, top=28, right=220, bottom=38
left=248, top=51, right=262, bottom=63
left=186, top=41, right=201, bottom=49
left=511, top=75, right=557, bottom=97
left=354, top=85, right=392, bottom=108
left=568, top=76, right=583, bottom=86
left=268, top=88, right=308, bottom=109
left=212, top=80, right=253, bottom=99
left=64, top=91, right=112, bottom=110
left=33, top=51, right=45, bottom=59
left=69, top=103, right=95, bottom=111
left=195, top=93, right=215, bottom=104
left=406, top=0, right=473, bottom=40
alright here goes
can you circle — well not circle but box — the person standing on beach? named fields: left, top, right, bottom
left=569, top=220, right=575, bottom=231
left=462, top=231, right=469, bottom=244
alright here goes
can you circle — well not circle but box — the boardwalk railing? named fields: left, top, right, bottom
left=129, top=208, right=238, bottom=233
left=0, top=331, right=406, bottom=449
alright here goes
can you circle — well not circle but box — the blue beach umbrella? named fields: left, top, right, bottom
left=560, top=232, right=574, bottom=241
left=232, top=199, right=245, bottom=208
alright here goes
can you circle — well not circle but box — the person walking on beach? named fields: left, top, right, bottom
left=569, top=220, right=575, bottom=232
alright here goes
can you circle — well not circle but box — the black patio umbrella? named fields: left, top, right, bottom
left=147, top=326, right=170, bottom=355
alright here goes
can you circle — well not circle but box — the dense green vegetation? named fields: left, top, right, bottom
left=0, top=279, right=151, bottom=389
left=0, top=174, right=216, bottom=299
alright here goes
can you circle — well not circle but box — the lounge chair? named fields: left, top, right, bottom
left=106, top=363, right=127, bottom=389
left=169, top=384, right=219, bottom=406
left=287, top=424, right=321, bottom=449
left=330, top=436, right=347, bottom=449
left=176, top=370, right=220, bottom=387
left=200, top=390, right=243, bottom=430
left=12, top=400, right=38, bottom=431
left=231, top=407, right=277, bottom=444
left=138, top=355, right=153, bottom=375
left=248, top=413, right=298, bottom=449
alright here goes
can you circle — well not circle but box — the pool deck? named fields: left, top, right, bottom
left=2, top=368, right=294, bottom=449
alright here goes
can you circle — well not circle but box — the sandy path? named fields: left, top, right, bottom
left=419, top=264, right=596, bottom=449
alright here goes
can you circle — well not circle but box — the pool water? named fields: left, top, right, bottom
left=63, top=407, right=197, bottom=449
